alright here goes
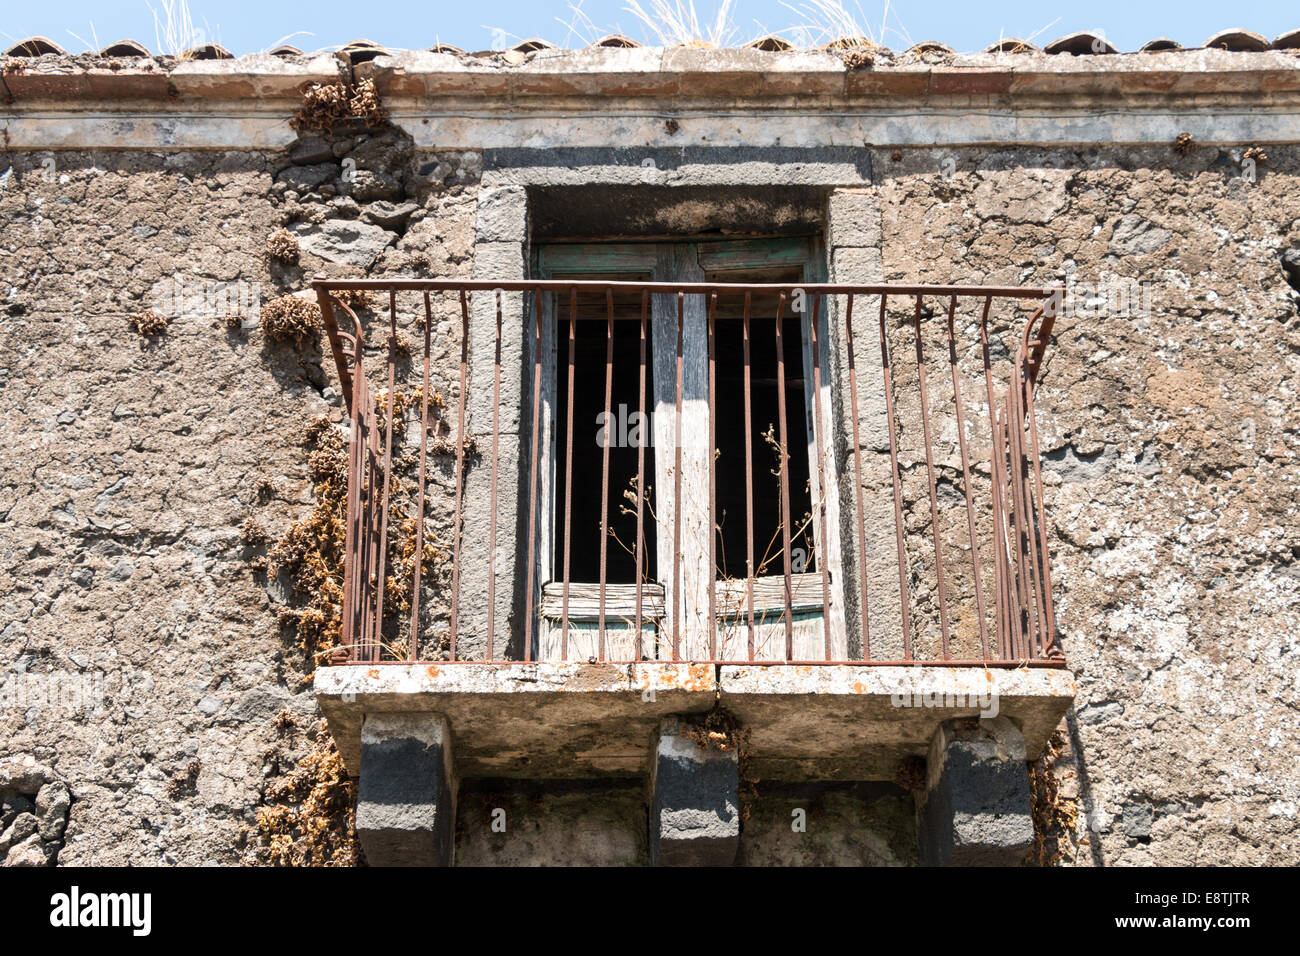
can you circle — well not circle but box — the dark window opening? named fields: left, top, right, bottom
left=554, top=293, right=658, bottom=584
left=713, top=311, right=816, bottom=581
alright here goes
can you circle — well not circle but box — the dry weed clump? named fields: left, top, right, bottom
left=841, top=47, right=875, bottom=69
left=252, top=393, right=451, bottom=864
left=332, top=289, right=373, bottom=310
left=250, top=421, right=362, bottom=867
left=266, top=416, right=348, bottom=663
left=1244, top=145, right=1268, bottom=165
left=246, top=725, right=361, bottom=867
left=292, top=78, right=388, bottom=134
left=1029, top=730, right=1080, bottom=866
left=679, top=710, right=757, bottom=819
left=127, top=310, right=169, bottom=336
left=265, top=228, right=300, bottom=265
left=260, top=294, right=320, bottom=344
left=241, top=517, right=269, bottom=546
left=1174, top=131, right=1196, bottom=154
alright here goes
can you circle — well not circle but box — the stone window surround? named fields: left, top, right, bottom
left=456, top=146, right=890, bottom=660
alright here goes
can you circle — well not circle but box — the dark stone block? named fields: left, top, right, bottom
left=917, top=717, right=1033, bottom=867
left=650, top=719, right=740, bottom=867
left=356, top=713, right=456, bottom=867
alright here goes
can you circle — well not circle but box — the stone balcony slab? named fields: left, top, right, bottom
left=317, top=661, right=1074, bottom=783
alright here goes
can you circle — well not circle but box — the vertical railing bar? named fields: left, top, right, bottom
left=449, top=291, right=469, bottom=662
left=742, top=292, right=756, bottom=661
left=561, top=288, right=577, bottom=661
left=367, top=378, right=382, bottom=662
left=947, top=295, right=990, bottom=662
left=992, top=406, right=1016, bottom=658
left=635, top=290, right=648, bottom=662
left=1010, top=351, right=1044, bottom=658
left=358, top=373, right=374, bottom=661
left=774, top=292, right=795, bottom=661
left=914, top=295, right=952, bottom=660
left=809, top=294, right=834, bottom=661
left=343, top=361, right=364, bottom=660
left=706, top=291, right=719, bottom=661
left=672, top=290, right=684, bottom=662
left=1001, top=390, right=1031, bottom=660
left=1008, top=373, right=1032, bottom=656
left=487, top=290, right=503, bottom=661
left=1018, top=300, right=1055, bottom=658
left=1025, top=366, right=1060, bottom=657
left=843, top=293, right=872, bottom=661
left=878, top=294, right=912, bottom=658
left=979, top=298, right=1013, bottom=660
left=523, top=289, right=543, bottom=663
left=407, top=292, right=433, bottom=661
left=336, top=313, right=365, bottom=664
left=372, top=290, right=399, bottom=659
left=598, top=288, right=615, bottom=662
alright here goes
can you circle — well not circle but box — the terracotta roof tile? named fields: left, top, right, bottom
left=905, top=41, right=955, bottom=55
left=1274, top=29, right=1300, bottom=50
left=1044, top=32, right=1118, bottom=55
left=342, top=39, right=388, bottom=63
left=99, top=39, right=151, bottom=57
left=590, top=34, right=639, bottom=48
left=5, top=36, right=65, bottom=56
left=1204, top=29, right=1269, bottom=51
left=982, top=39, right=1041, bottom=54
left=746, top=36, right=794, bottom=52
left=510, top=39, right=554, bottom=53
left=180, top=43, right=233, bottom=60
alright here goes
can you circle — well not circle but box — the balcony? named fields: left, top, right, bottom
left=309, top=275, right=1075, bottom=865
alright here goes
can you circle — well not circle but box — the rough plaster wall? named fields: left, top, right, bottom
left=873, top=145, right=1300, bottom=864
left=737, top=782, right=916, bottom=866
left=0, top=141, right=481, bottom=864
left=0, top=150, right=319, bottom=864
left=453, top=779, right=915, bottom=866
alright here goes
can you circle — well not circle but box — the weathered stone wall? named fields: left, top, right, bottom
left=2, top=132, right=1297, bottom=865
left=0, top=138, right=481, bottom=864
left=874, top=145, right=1300, bottom=865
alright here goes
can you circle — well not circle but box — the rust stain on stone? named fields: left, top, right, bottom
left=568, top=662, right=620, bottom=690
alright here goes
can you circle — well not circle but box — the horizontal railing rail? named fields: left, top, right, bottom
left=314, top=276, right=1065, bottom=668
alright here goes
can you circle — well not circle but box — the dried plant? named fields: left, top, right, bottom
left=248, top=725, right=360, bottom=867
left=260, top=294, right=319, bottom=343
left=623, top=0, right=740, bottom=47
left=778, top=0, right=905, bottom=50
left=127, top=310, right=169, bottom=336
left=291, top=78, right=388, bottom=135
left=146, top=0, right=215, bottom=58
left=264, top=228, right=300, bottom=265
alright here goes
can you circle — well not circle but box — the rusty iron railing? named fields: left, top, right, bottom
left=314, top=277, right=1065, bottom=668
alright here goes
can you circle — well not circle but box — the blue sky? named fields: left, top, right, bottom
left=4, top=0, right=1296, bottom=56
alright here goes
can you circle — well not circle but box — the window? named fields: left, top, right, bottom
left=531, top=238, right=846, bottom=661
